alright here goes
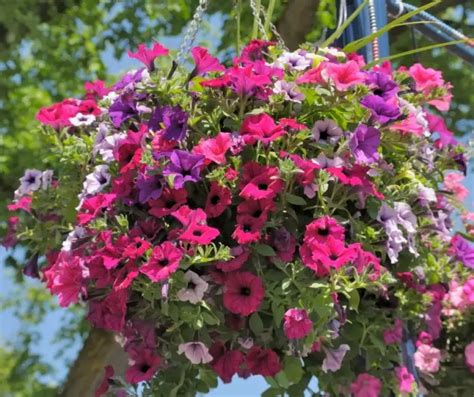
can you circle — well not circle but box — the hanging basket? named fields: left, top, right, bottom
left=5, top=39, right=474, bottom=396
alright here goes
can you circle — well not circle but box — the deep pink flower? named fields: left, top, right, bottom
left=77, top=193, right=117, bottom=225
left=232, top=215, right=264, bottom=244
left=95, top=366, right=114, bottom=397
left=191, top=46, right=225, bottom=76
left=465, top=342, right=474, bottom=373
left=246, top=346, right=281, bottom=377
left=205, top=182, right=232, bottom=218
left=240, top=113, right=285, bottom=145
left=122, top=236, right=151, bottom=260
left=395, top=366, right=415, bottom=394
left=268, top=227, right=296, bottom=263
left=444, top=172, right=469, bottom=202
left=383, top=318, right=403, bottom=344
left=304, top=216, right=345, bottom=244
left=296, top=63, right=326, bottom=84
left=283, top=308, right=313, bottom=339
left=84, top=80, right=109, bottom=100
left=216, top=246, right=250, bottom=272
left=148, top=187, right=188, bottom=218
left=44, top=254, right=89, bottom=307
left=2, top=216, right=19, bottom=248
left=350, top=373, right=382, bottom=397
left=36, top=99, right=81, bottom=129
left=193, top=132, right=232, bottom=165
left=239, top=163, right=283, bottom=200
left=209, top=342, right=245, bottom=383
left=351, top=244, right=383, bottom=280
left=323, top=61, right=365, bottom=91
left=179, top=223, right=220, bottom=245
left=237, top=198, right=275, bottom=224
left=127, top=42, right=169, bottom=70
left=7, top=196, right=32, bottom=213
left=87, top=289, right=128, bottom=332
left=408, top=63, right=444, bottom=94
left=425, top=113, right=457, bottom=147
left=414, top=344, right=441, bottom=373
left=125, top=349, right=161, bottom=384
left=223, top=272, right=265, bottom=316
left=140, top=242, right=183, bottom=282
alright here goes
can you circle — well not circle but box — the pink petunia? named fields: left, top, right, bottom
left=383, top=318, right=403, bottom=345
left=140, top=242, right=183, bottom=282
left=191, top=46, right=225, bottom=76
left=414, top=344, right=441, bottom=374
left=193, top=132, right=232, bottom=165
left=444, top=172, right=469, bottom=202
left=127, top=42, right=169, bottom=70
left=240, top=113, right=285, bottom=145
left=283, top=308, right=313, bottom=339
left=223, top=271, right=265, bottom=316
left=209, top=342, right=245, bottom=383
left=246, top=346, right=281, bottom=377
left=125, top=349, right=161, bottom=384
left=323, top=61, right=365, bottom=91
left=465, top=342, right=474, bottom=373
left=148, top=187, right=188, bottom=218
left=304, top=216, right=345, bottom=244
left=205, top=182, right=232, bottom=218
left=395, top=366, right=415, bottom=394
left=408, top=63, right=444, bottom=94
left=350, top=373, right=382, bottom=397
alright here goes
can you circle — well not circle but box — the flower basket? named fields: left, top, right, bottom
left=5, top=39, right=474, bottom=396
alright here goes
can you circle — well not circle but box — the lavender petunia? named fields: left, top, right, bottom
left=136, top=170, right=164, bottom=204
left=149, top=105, right=188, bottom=141
left=395, top=202, right=417, bottom=234
left=361, top=95, right=400, bottom=124
left=113, top=69, right=144, bottom=91
left=276, top=51, right=312, bottom=71
left=311, top=119, right=343, bottom=145
left=176, top=270, right=209, bottom=304
left=18, top=169, right=43, bottom=196
left=273, top=80, right=305, bottom=103
left=322, top=344, right=350, bottom=373
left=82, top=165, right=111, bottom=196
left=350, top=124, right=380, bottom=164
left=365, top=71, right=399, bottom=100
left=178, top=342, right=213, bottom=364
left=163, top=150, right=205, bottom=189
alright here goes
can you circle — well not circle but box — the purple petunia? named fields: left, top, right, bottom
left=365, top=71, right=399, bottom=100
left=349, top=124, right=380, bottom=164
left=361, top=95, right=400, bottom=124
left=149, top=105, right=188, bottom=141
left=109, top=94, right=138, bottom=128
left=163, top=150, right=205, bottom=189
left=451, top=235, right=474, bottom=269
left=136, top=171, right=165, bottom=204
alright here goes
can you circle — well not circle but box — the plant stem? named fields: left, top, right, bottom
left=252, top=0, right=262, bottom=39
left=235, top=0, right=241, bottom=54
left=264, top=0, right=276, bottom=36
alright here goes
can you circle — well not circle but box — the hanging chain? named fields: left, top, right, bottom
left=176, top=0, right=209, bottom=65
left=367, top=0, right=380, bottom=61
left=249, top=0, right=288, bottom=49
left=337, top=0, right=348, bottom=30
left=250, top=0, right=268, bottom=40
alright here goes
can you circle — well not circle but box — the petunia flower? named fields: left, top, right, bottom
left=311, top=119, right=343, bottom=145
left=125, top=349, right=161, bottom=384
left=190, top=46, right=225, bottom=77
left=451, top=235, right=474, bottom=269
left=350, top=373, right=382, bottom=397
left=193, top=132, right=232, bottom=165
left=127, top=41, right=169, bottom=71
left=109, top=95, right=138, bottom=128
left=240, top=113, right=285, bottom=145
left=216, top=246, right=250, bottom=273
left=140, top=242, right=183, bottom=282
left=273, top=80, right=305, bottom=103
left=163, top=150, right=205, bottom=189
left=177, top=270, right=209, bottom=304
left=178, top=342, right=213, bottom=364
left=465, top=342, right=474, bottom=373
left=87, top=289, right=128, bottom=333
left=322, top=344, right=350, bottom=373
left=82, top=165, right=111, bottom=196
left=239, top=163, right=284, bottom=200
left=246, top=346, right=281, bottom=377
left=149, top=105, right=188, bottom=141
left=209, top=342, right=245, bottom=384
left=18, top=169, right=43, bottom=196
left=232, top=215, right=264, bottom=244
left=408, top=63, right=444, bottom=94
left=223, top=271, right=265, bottom=316
left=304, top=216, right=345, bottom=244
left=323, top=60, right=365, bottom=91
left=383, top=318, right=403, bottom=344
left=349, top=124, right=381, bottom=164
left=360, top=95, right=401, bottom=124
left=148, top=187, right=188, bottom=218
left=365, top=71, right=399, bottom=99
left=283, top=308, right=313, bottom=339
left=70, top=112, right=96, bottom=126
left=395, top=366, right=415, bottom=394
left=205, top=182, right=232, bottom=218
left=136, top=170, right=164, bottom=204
left=414, top=344, right=441, bottom=374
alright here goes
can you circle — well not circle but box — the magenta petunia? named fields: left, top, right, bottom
left=283, top=308, right=313, bottom=339
left=191, top=46, right=225, bottom=77
left=205, top=182, right=232, bottom=218
left=395, top=366, right=415, bottom=394
left=304, top=216, right=345, bottom=244
left=240, top=113, right=285, bottom=145
left=246, top=346, right=281, bottom=377
left=140, top=242, right=183, bottom=282
left=125, top=349, right=161, bottom=384
left=209, top=342, right=245, bottom=384
left=127, top=41, right=169, bottom=71
left=323, top=61, right=365, bottom=91
left=350, top=373, right=382, bottom=397
left=223, top=272, right=265, bottom=316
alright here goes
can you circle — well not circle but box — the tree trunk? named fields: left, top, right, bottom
left=60, top=328, right=127, bottom=397
left=276, top=0, right=320, bottom=50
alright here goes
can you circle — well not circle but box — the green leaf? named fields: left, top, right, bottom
left=283, top=356, right=304, bottom=384
left=271, top=301, right=285, bottom=326
left=249, top=312, right=264, bottom=335
left=274, top=371, right=291, bottom=389
left=253, top=243, right=277, bottom=257
left=348, top=289, right=360, bottom=311
left=262, top=387, right=284, bottom=397
left=285, top=193, right=307, bottom=206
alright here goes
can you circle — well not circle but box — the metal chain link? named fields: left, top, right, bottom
left=250, top=0, right=268, bottom=40
left=368, top=0, right=380, bottom=61
left=250, top=0, right=288, bottom=49
left=176, top=0, right=209, bottom=65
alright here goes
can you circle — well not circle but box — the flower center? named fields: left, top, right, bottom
left=140, top=364, right=151, bottom=373
left=240, top=287, right=251, bottom=296
left=193, top=229, right=203, bottom=237
left=158, top=258, right=169, bottom=266
left=165, top=200, right=175, bottom=208
left=329, top=254, right=339, bottom=261
left=252, top=209, right=262, bottom=218
left=319, top=129, right=329, bottom=141
left=318, top=227, right=329, bottom=236
left=373, top=88, right=384, bottom=96
left=258, top=183, right=268, bottom=190
left=243, top=224, right=252, bottom=232
left=210, top=195, right=220, bottom=205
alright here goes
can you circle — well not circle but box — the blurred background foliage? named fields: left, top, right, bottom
left=0, top=0, right=472, bottom=394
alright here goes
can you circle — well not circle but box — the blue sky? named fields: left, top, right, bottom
left=1, top=9, right=474, bottom=397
